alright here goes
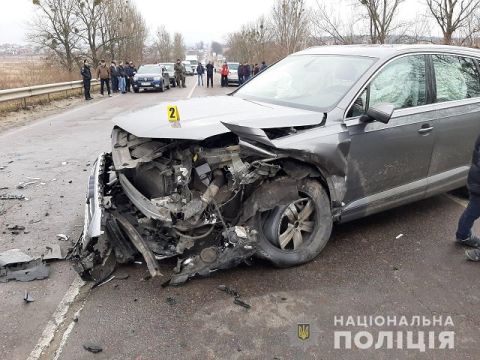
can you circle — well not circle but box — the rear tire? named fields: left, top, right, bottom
left=254, top=179, right=332, bottom=267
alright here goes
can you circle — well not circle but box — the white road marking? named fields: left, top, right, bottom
left=187, top=81, right=197, bottom=99
left=27, top=276, right=85, bottom=360
left=445, top=193, right=468, bottom=208
left=52, top=301, right=87, bottom=360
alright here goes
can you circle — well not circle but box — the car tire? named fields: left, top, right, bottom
left=159, top=81, right=165, bottom=92
left=133, top=88, right=139, bottom=93
left=254, top=179, right=332, bottom=268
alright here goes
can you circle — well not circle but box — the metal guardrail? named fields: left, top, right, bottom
left=0, top=79, right=99, bottom=103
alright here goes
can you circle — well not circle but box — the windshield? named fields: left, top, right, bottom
left=190, top=60, right=198, bottom=65
left=234, top=55, right=376, bottom=110
left=163, top=64, right=174, bottom=72
left=228, top=63, right=239, bottom=70
left=137, top=65, right=161, bottom=74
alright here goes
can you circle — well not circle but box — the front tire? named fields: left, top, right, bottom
left=254, top=179, right=332, bottom=267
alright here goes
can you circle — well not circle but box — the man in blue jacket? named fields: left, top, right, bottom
left=457, top=134, right=480, bottom=261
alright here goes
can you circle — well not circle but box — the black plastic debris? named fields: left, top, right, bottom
left=24, top=291, right=34, bottom=303
left=0, top=194, right=25, bottom=200
left=166, top=296, right=176, bottom=306
left=83, top=343, right=103, bottom=353
left=0, top=249, right=49, bottom=282
left=218, top=284, right=239, bottom=298
left=233, top=298, right=251, bottom=309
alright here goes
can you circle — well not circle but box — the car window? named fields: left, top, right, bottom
left=346, top=88, right=367, bottom=118
left=432, top=55, right=480, bottom=102
left=369, top=55, right=426, bottom=110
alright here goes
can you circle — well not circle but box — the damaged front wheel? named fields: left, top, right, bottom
left=255, top=180, right=332, bottom=267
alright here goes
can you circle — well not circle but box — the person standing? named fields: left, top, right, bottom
left=80, top=59, right=92, bottom=101
left=243, top=62, right=251, bottom=83
left=457, top=134, right=480, bottom=261
left=125, top=61, right=136, bottom=92
left=97, top=59, right=112, bottom=97
left=110, top=61, right=119, bottom=93
left=174, top=59, right=186, bottom=88
left=196, top=62, right=205, bottom=86
left=253, top=63, right=260, bottom=76
left=238, top=63, right=244, bottom=85
left=118, top=62, right=127, bottom=94
left=260, top=61, right=268, bottom=72
left=220, top=62, right=229, bottom=87
left=206, top=61, right=214, bottom=88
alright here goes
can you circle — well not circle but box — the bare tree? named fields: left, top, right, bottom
left=29, top=0, right=81, bottom=73
left=426, top=0, right=480, bottom=44
left=172, top=32, right=185, bottom=60
left=358, top=0, right=405, bottom=44
left=154, top=25, right=172, bottom=62
left=271, top=0, right=310, bottom=57
left=75, top=0, right=109, bottom=66
left=311, top=0, right=360, bottom=44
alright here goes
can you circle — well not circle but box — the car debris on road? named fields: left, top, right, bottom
left=0, top=249, right=49, bottom=282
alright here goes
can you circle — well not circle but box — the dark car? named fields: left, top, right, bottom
left=73, top=45, right=480, bottom=285
left=133, top=64, right=170, bottom=93
left=159, top=63, right=177, bottom=87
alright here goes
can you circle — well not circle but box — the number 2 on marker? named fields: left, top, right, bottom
left=167, top=105, right=180, bottom=122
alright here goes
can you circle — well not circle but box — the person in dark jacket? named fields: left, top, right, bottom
left=243, top=62, right=251, bottom=83
left=260, top=61, right=268, bottom=72
left=110, top=61, right=119, bottom=93
left=80, top=59, right=92, bottom=100
left=125, top=61, right=136, bottom=92
left=253, top=63, right=260, bottom=76
left=206, top=61, right=214, bottom=88
left=238, top=63, right=244, bottom=85
left=196, top=63, right=205, bottom=86
left=457, top=134, right=480, bottom=261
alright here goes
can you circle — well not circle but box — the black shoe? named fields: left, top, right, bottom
left=466, top=248, right=480, bottom=261
left=456, top=234, right=480, bottom=248
left=86, top=97, right=93, bottom=100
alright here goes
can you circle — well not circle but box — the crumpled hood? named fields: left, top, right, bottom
left=113, top=95, right=324, bottom=140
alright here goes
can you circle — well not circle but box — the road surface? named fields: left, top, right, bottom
left=0, top=76, right=479, bottom=360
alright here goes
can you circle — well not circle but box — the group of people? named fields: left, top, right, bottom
left=194, top=61, right=215, bottom=87
left=80, top=59, right=137, bottom=100
left=220, top=61, right=267, bottom=87
left=80, top=58, right=269, bottom=100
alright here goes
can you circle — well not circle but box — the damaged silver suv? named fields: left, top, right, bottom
left=73, top=45, right=480, bottom=284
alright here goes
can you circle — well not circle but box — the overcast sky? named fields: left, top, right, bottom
left=0, top=0, right=431, bottom=45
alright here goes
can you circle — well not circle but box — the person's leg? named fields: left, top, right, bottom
left=197, top=74, right=200, bottom=86
left=456, top=194, right=480, bottom=247
left=83, top=80, right=88, bottom=100
left=100, top=79, right=105, bottom=95
left=106, top=79, right=111, bottom=95
left=86, top=79, right=91, bottom=99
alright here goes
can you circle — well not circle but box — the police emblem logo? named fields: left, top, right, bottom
left=297, top=323, right=310, bottom=341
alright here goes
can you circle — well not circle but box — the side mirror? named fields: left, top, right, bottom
left=360, top=103, right=394, bottom=124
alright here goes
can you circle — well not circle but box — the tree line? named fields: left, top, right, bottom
left=29, top=0, right=148, bottom=72
left=225, top=0, right=480, bottom=64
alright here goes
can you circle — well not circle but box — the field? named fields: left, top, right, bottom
left=0, top=56, right=80, bottom=90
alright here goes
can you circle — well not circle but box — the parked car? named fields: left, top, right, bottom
left=227, top=62, right=239, bottom=85
left=132, top=64, right=170, bottom=92
left=182, top=60, right=194, bottom=76
left=73, top=44, right=480, bottom=285
left=159, top=63, right=177, bottom=87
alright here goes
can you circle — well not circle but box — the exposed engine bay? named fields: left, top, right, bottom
left=71, top=127, right=326, bottom=285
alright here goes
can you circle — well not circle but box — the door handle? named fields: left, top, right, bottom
left=418, top=125, right=434, bottom=134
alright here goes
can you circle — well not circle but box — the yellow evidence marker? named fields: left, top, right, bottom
left=167, top=105, right=180, bottom=122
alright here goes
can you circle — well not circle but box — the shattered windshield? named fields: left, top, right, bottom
left=235, top=54, right=376, bottom=110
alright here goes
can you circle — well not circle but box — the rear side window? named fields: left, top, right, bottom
left=369, top=55, right=426, bottom=109
left=432, top=55, right=480, bottom=102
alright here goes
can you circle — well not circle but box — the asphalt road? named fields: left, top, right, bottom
left=1, top=76, right=479, bottom=360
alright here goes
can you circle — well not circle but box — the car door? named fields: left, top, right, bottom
left=341, top=54, right=435, bottom=222
left=425, top=54, right=480, bottom=196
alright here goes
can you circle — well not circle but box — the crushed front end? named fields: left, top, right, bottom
left=72, top=127, right=283, bottom=285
